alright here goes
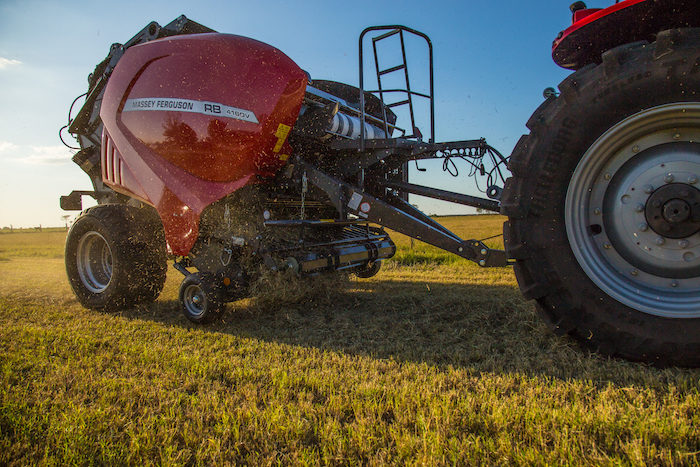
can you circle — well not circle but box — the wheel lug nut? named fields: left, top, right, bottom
left=631, top=269, right=639, bottom=276
left=635, top=203, right=645, bottom=213
left=679, top=239, right=689, bottom=249
left=632, top=145, right=640, bottom=153
left=603, top=242, right=612, bottom=249
left=655, top=237, right=665, bottom=245
left=604, top=173, right=611, bottom=181
left=673, top=133, right=681, bottom=140
left=643, top=184, right=654, bottom=194
left=664, top=173, right=675, bottom=183
left=593, top=208, right=601, bottom=215
left=638, top=223, right=649, bottom=232
left=688, top=175, right=698, bottom=185
left=671, top=280, right=679, bottom=288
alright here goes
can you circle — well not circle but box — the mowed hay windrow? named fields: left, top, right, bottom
left=248, top=267, right=352, bottom=309
left=1, top=216, right=699, bottom=465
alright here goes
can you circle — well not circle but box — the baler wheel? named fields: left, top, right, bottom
left=65, top=204, right=167, bottom=311
left=354, top=261, right=382, bottom=279
left=178, top=273, right=224, bottom=323
left=501, top=29, right=700, bottom=366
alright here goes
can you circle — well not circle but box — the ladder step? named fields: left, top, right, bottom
left=372, top=29, right=401, bottom=42
left=378, top=64, right=406, bottom=76
left=387, top=99, right=411, bottom=108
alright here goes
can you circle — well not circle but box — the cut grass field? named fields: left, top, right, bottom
left=1, top=215, right=699, bottom=465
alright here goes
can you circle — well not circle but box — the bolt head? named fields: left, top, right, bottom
left=679, top=239, right=690, bottom=249
left=478, top=259, right=486, bottom=267
left=688, top=175, right=698, bottom=185
left=593, top=208, right=601, bottom=215
left=604, top=173, right=611, bottom=181
left=635, top=203, right=645, bottom=213
left=631, top=269, right=638, bottom=276
left=643, top=184, right=654, bottom=194
left=632, top=145, right=640, bottom=153
left=664, top=173, right=675, bottom=183
left=671, top=280, right=679, bottom=288
left=480, top=248, right=487, bottom=255
left=655, top=237, right=665, bottom=246
left=638, top=223, right=649, bottom=232
left=603, top=242, right=612, bottom=249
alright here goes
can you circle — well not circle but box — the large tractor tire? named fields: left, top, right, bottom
left=501, top=29, right=700, bottom=366
left=65, top=204, right=167, bottom=311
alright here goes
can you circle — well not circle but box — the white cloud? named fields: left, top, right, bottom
left=0, top=141, right=19, bottom=152
left=0, top=141, right=74, bottom=165
left=0, top=57, right=22, bottom=69
left=24, top=145, right=74, bottom=165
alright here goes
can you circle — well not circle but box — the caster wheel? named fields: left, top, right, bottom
left=178, top=273, right=224, bottom=323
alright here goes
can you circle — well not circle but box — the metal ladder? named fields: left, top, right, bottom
left=359, top=25, right=434, bottom=150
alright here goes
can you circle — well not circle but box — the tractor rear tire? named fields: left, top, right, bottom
left=501, top=29, right=700, bottom=366
left=65, top=204, right=167, bottom=311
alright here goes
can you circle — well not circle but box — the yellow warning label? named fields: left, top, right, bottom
left=273, top=124, right=291, bottom=153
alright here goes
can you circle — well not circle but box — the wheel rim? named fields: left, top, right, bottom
left=566, top=103, right=700, bottom=318
left=183, top=283, right=207, bottom=318
left=76, top=231, right=113, bottom=293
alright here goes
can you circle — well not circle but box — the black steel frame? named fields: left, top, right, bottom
left=359, top=26, right=435, bottom=150
left=295, top=157, right=510, bottom=267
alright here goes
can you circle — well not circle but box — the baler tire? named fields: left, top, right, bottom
left=65, top=204, right=167, bottom=311
left=178, top=273, right=224, bottom=324
left=354, top=261, right=381, bottom=279
left=501, top=29, right=700, bottom=366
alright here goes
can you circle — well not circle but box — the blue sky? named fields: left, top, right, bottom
left=0, top=0, right=583, bottom=227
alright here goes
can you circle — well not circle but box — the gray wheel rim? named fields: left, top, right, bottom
left=183, top=283, right=207, bottom=318
left=76, top=231, right=113, bottom=293
left=566, top=103, right=700, bottom=318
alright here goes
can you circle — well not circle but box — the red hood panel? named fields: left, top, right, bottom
left=100, top=33, right=307, bottom=254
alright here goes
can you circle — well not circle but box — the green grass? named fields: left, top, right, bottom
left=0, top=229, right=67, bottom=259
left=1, top=216, right=699, bottom=465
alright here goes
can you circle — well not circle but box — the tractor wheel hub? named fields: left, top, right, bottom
left=646, top=183, right=700, bottom=238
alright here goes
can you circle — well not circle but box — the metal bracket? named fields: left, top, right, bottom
left=463, top=240, right=511, bottom=268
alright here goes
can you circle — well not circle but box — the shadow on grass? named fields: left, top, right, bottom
left=113, top=274, right=689, bottom=385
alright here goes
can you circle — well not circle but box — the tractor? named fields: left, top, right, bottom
left=60, top=0, right=700, bottom=366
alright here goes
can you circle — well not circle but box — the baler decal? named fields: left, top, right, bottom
left=123, top=98, right=259, bottom=124
left=273, top=124, right=291, bottom=152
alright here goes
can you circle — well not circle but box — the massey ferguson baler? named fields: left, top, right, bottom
left=61, top=0, right=700, bottom=366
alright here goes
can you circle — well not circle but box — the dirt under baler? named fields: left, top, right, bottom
left=62, top=2, right=700, bottom=366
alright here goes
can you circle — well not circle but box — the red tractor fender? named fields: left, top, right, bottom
left=552, top=0, right=699, bottom=70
